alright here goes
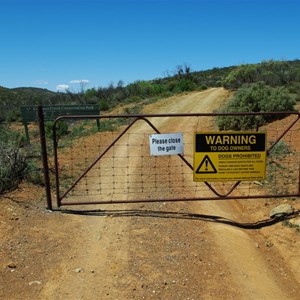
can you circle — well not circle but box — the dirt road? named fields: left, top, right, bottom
left=1, top=88, right=300, bottom=299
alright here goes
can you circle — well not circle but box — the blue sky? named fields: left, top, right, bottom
left=1, top=0, right=299, bottom=92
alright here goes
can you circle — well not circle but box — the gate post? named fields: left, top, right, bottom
left=38, top=106, right=52, bottom=210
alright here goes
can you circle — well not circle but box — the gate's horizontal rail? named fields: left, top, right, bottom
left=60, top=193, right=300, bottom=206
left=53, top=111, right=300, bottom=122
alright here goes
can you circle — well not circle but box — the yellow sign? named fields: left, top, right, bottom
left=194, top=132, right=267, bottom=182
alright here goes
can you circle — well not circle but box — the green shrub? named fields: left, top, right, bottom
left=266, top=141, right=294, bottom=195
left=0, top=142, right=27, bottom=193
left=24, top=159, right=44, bottom=186
left=217, top=82, right=296, bottom=130
left=6, top=110, right=21, bottom=123
left=269, top=140, right=293, bottom=157
left=223, top=60, right=297, bottom=89
left=173, top=79, right=197, bottom=93
left=199, top=85, right=208, bottom=90
left=0, top=126, right=28, bottom=194
left=99, top=99, right=110, bottom=111
left=0, top=125, right=25, bottom=145
left=45, top=120, right=69, bottom=140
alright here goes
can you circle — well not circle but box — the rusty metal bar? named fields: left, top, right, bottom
left=53, top=121, right=60, bottom=207
left=38, top=106, right=52, bottom=210
left=299, top=162, right=300, bottom=196
left=267, top=113, right=300, bottom=154
left=59, top=193, right=300, bottom=206
left=203, top=181, right=242, bottom=198
left=54, top=111, right=300, bottom=120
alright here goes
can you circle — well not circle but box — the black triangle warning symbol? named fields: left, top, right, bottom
left=196, top=155, right=217, bottom=174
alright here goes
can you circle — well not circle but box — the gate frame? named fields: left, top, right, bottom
left=52, top=111, right=300, bottom=208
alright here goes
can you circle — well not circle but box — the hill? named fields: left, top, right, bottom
left=0, top=59, right=299, bottom=123
left=0, top=86, right=73, bottom=122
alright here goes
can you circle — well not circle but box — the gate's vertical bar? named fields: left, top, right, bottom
left=96, top=119, right=100, bottom=131
left=53, top=119, right=61, bottom=207
left=23, top=122, right=31, bottom=144
left=38, top=106, right=52, bottom=210
left=298, top=162, right=300, bottom=197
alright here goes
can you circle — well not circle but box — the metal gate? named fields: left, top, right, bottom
left=52, top=112, right=300, bottom=207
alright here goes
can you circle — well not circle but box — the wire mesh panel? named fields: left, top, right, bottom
left=53, top=112, right=300, bottom=206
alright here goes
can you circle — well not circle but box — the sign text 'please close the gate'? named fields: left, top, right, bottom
left=149, top=133, right=184, bottom=156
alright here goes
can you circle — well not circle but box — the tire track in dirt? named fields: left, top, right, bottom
left=125, top=88, right=299, bottom=299
left=38, top=88, right=300, bottom=299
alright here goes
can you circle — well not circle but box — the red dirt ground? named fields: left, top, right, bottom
left=1, top=88, right=300, bottom=299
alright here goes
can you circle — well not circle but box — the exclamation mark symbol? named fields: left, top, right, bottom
left=205, top=159, right=208, bottom=171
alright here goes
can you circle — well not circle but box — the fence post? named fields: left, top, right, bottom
left=38, top=106, right=52, bottom=210
left=23, top=122, right=31, bottom=144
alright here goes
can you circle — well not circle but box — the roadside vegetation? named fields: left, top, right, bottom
left=0, top=59, right=300, bottom=194
left=0, top=125, right=45, bottom=194
left=217, top=60, right=299, bottom=130
left=217, top=82, right=296, bottom=130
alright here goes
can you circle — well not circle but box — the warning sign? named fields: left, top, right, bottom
left=195, top=155, right=217, bottom=174
left=194, top=132, right=267, bottom=182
